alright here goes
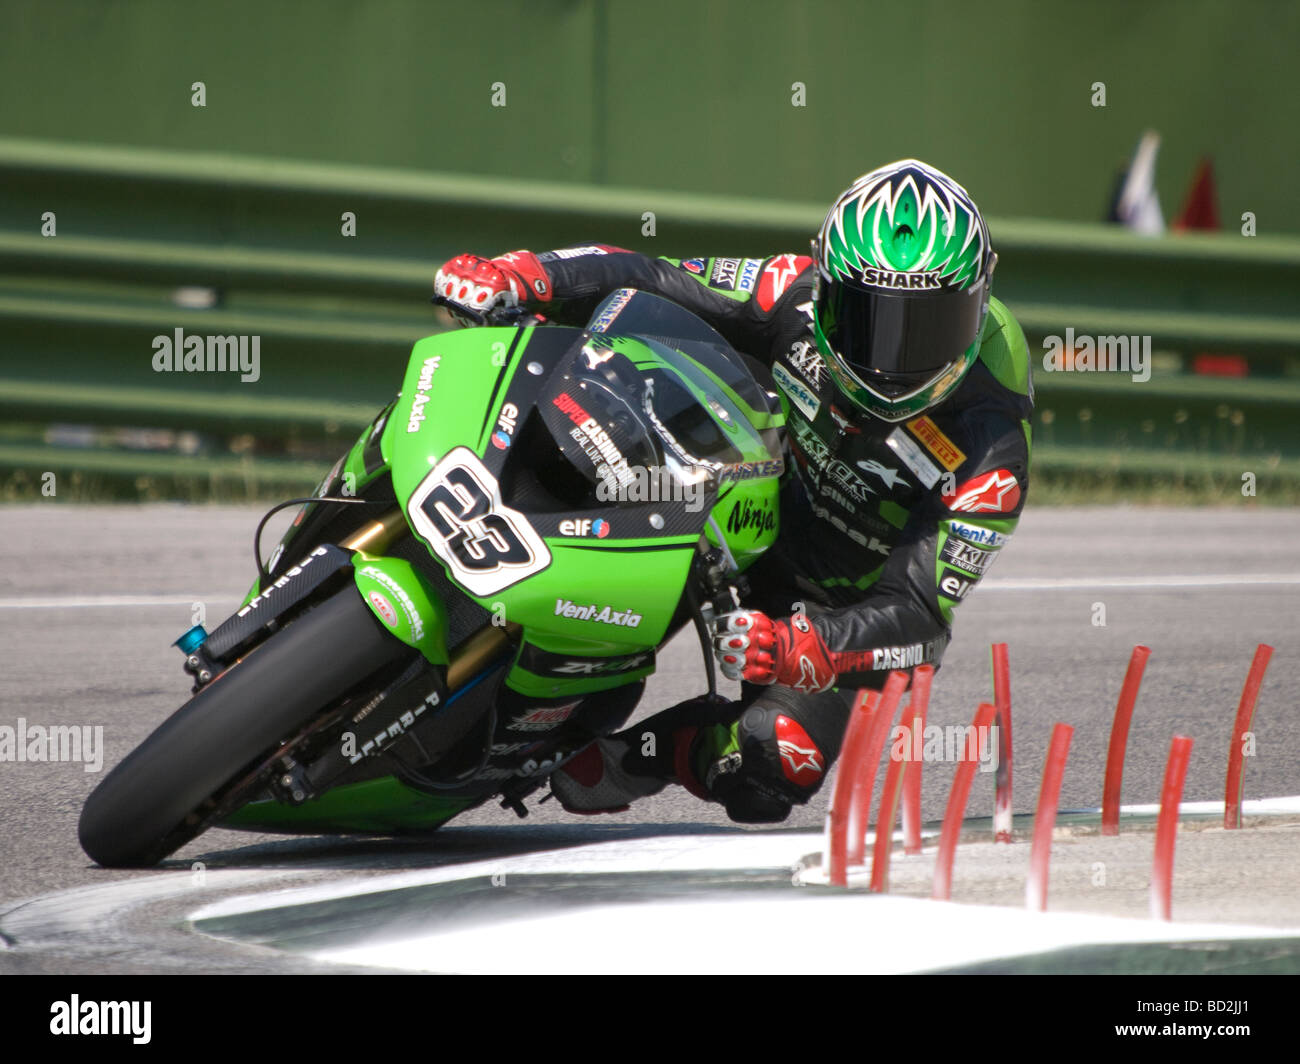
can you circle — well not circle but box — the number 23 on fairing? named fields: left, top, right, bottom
left=406, top=447, right=551, bottom=596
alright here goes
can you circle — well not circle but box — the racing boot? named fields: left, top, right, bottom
left=547, top=695, right=735, bottom=814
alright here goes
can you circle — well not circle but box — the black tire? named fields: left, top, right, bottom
left=79, top=589, right=411, bottom=868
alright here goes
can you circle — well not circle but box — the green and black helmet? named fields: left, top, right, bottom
left=812, top=159, right=996, bottom=422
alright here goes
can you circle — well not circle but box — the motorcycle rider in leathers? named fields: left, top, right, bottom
left=433, top=159, right=1033, bottom=824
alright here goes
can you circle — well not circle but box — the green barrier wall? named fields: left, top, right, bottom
left=2, top=2, right=1298, bottom=499
left=2, top=0, right=1298, bottom=232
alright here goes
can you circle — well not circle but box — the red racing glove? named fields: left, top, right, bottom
left=713, top=609, right=837, bottom=693
left=433, top=250, right=553, bottom=325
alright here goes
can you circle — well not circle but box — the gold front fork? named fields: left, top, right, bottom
left=339, top=508, right=520, bottom=687
left=340, top=508, right=411, bottom=555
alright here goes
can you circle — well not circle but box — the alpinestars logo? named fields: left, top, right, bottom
left=794, top=658, right=826, bottom=692
left=774, top=715, right=823, bottom=785
left=857, top=458, right=904, bottom=489
left=944, top=469, right=1021, bottom=514
left=757, top=254, right=812, bottom=312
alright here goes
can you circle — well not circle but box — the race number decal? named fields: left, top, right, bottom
left=407, top=447, right=550, bottom=596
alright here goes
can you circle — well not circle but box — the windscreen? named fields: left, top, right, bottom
left=583, top=288, right=785, bottom=470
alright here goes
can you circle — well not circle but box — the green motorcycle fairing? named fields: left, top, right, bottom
left=223, top=290, right=787, bottom=835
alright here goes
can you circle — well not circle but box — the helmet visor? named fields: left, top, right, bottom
left=817, top=278, right=986, bottom=395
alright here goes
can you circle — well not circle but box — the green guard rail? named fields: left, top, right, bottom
left=2, top=137, right=1299, bottom=498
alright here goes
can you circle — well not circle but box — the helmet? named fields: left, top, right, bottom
left=812, top=160, right=996, bottom=422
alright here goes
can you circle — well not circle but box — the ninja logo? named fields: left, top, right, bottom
left=726, top=498, right=777, bottom=539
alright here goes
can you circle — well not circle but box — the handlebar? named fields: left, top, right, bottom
left=431, top=294, right=548, bottom=328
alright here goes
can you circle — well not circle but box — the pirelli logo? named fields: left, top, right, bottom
left=907, top=416, right=966, bottom=472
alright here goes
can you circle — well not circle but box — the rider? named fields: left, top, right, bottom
left=433, top=159, right=1032, bottom=824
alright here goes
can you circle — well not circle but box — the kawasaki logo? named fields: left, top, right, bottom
left=554, top=599, right=643, bottom=628
left=552, top=653, right=653, bottom=674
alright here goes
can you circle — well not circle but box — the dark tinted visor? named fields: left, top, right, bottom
left=818, top=278, right=986, bottom=386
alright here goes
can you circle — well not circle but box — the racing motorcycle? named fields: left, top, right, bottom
left=79, top=289, right=786, bottom=867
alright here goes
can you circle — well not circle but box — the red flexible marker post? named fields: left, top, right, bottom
left=1101, top=645, right=1152, bottom=836
left=1151, top=735, right=1195, bottom=920
left=991, top=643, right=1014, bottom=843
left=931, top=701, right=998, bottom=901
left=870, top=718, right=911, bottom=892
left=1025, top=723, right=1074, bottom=912
left=827, top=690, right=877, bottom=887
left=848, top=670, right=910, bottom=866
left=902, top=664, right=934, bottom=855
left=1224, top=644, right=1273, bottom=829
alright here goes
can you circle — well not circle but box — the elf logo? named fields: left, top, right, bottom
left=558, top=518, right=611, bottom=538
left=492, top=402, right=519, bottom=450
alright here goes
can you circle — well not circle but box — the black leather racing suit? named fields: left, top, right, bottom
left=532, top=246, right=1034, bottom=821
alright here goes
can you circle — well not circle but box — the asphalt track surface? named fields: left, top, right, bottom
left=1, top=503, right=1297, bottom=972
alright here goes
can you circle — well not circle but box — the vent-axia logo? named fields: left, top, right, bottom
left=554, top=599, right=643, bottom=627
left=947, top=520, right=1007, bottom=548
left=405, top=355, right=441, bottom=433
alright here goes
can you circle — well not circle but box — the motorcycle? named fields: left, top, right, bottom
left=79, top=288, right=787, bottom=867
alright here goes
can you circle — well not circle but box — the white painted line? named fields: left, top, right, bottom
left=5, top=574, right=1294, bottom=609
left=0, top=594, right=241, bottom=609
left=982, top=573, right=1300, bottom=591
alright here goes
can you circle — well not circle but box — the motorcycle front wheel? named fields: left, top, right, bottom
left=79, top=589, right=410, bottom=868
